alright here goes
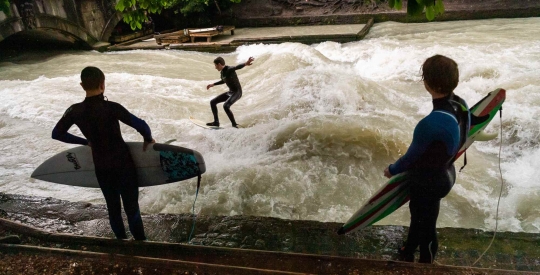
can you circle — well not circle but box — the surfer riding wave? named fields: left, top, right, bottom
left=205, top=56, right=254, bottom=128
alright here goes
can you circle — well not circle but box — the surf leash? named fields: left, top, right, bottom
left=472, top=107, right=504, bottom=267
left=188, top=173, right=201, bottom=243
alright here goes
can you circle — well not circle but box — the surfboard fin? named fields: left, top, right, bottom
left=164, top=139, right=177, bottom=144
left=475, top=131, right=498, bottom=141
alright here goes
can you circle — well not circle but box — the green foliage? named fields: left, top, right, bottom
left=1, top=0, right=11, bottom=16
left=390, top=0, right=445, bottom=21
left=394, top=0, right=402, bottom=10
left=177, top=0, right=209, bottom=15
left=116, top=0, right=174, bottom=30
left=389, top=0, right=402, bottom=10
left=435, top=0, right=445, bottom=14
left=407, top=0, right=423, bottom=16
left=115, top=0, right=240, bottom=30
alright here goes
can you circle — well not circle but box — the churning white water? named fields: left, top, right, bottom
left=1, top=18, right=539, bottom=233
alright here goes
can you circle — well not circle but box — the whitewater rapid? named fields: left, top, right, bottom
left=1, top=17, right=539, bottom=233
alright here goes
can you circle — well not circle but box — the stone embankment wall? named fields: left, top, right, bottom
left=0, top=0, right=120, bottom=47
left=223, top=0, right=540, bottom=27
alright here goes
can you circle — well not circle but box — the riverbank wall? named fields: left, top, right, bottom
left=106, top=0, right=540, bottom=53
left=225, top=0, right=540, bottom=27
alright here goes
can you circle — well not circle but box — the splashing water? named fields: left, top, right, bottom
left=1, top=18, right=539, bottom=233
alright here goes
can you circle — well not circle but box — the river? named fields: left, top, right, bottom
left=1, top=17, right=539, bottom=233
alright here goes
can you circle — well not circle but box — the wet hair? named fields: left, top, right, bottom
left=421, top=55, right=459, bottom=96
left=80, top=66, right=105, bottom=90
left=213, top=57, right=225, bottom=66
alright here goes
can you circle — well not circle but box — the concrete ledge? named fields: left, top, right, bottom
left=1, top=191, right=540, bottom=273
left=107, top=20, right=374, bottom=53
left=108, top=44, right=167, bottom=51
left=1, top=218, right=534, bottom=274
left=92, top=41, right=110, bottom=51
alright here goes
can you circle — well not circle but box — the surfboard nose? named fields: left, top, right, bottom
left=30, top=167, right=39, bottom=178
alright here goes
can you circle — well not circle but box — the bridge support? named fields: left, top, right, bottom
left=0, top=0, right=121, bottom=49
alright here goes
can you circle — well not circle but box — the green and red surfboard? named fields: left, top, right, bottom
left=337, top=88, right=506, bottom=235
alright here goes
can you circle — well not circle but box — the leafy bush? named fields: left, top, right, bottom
left=390, top=0, right=445, bottom=21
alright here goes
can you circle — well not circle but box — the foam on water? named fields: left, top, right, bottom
left=1, top=18, right=539, bottom=232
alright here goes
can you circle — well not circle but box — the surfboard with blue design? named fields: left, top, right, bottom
left=31, top=142, right=206, bottom=188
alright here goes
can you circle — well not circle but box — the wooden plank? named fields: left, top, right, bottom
left=357, top=18, right=374, bottom=39
left=0, top=244, right=306, bottom=275
left=158, top=36, right=190, bottom=44
left=189, top=26, right=235, bottom=43
left=155, top=30, right=189, bottom=45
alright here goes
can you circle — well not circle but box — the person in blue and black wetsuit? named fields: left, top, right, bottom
left=206, top=56, right=254, bottom=128
left=384, top=55, right=470, bottom=263
left=52, top=66, right=155, bottom=241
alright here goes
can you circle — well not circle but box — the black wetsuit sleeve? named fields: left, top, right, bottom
left=114, top=103, right=153, bottom=142
left=51, top=106, right=88, bottom=145
left=233, top=63, right=246, bottom=71
left=213, top=79, right=225, bottom=86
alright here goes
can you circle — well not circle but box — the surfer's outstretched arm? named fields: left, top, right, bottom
left=245, top=57, right=255, bottom=66
left=232, top=57, right=254, bottom=71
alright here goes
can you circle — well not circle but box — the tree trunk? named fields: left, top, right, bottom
left=214, top=0, right=222, bottom=14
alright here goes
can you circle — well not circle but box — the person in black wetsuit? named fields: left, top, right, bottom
left=206, top=56, right=255, bottom=128
left=383, top=55, right=470, bottom=263
left=52, top=66, right=155, bottom=241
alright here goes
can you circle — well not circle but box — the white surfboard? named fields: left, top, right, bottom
left=188, top=27, right=217, bottom=34
left=31, top=142, right=206, bottom=188
left=189, top=117, right=246, bottom=129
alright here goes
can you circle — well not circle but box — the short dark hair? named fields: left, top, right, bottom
left=80, top=66, right=105, bottom=90
left=421, top=55, right=459, bottom=95
left=214, top=57, right=225, bottom=66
